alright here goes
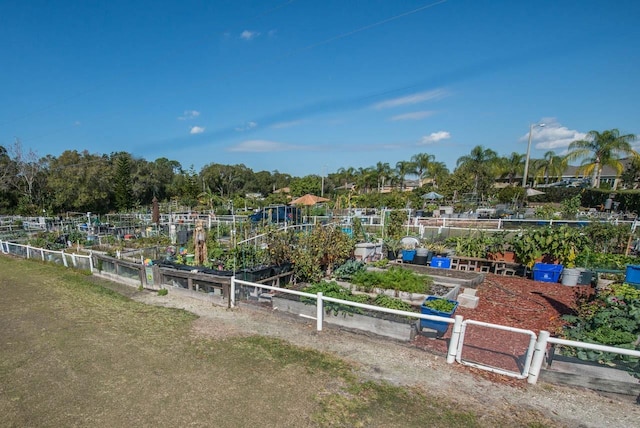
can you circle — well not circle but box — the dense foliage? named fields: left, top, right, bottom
left=562, top=283, right=640, bottom=378
left=2, top=129, right=640, bottom=216
left=301, top=281, right=416, bottom=316
left=349, top=266, right=432, bottom=295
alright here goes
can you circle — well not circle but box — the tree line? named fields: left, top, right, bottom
left=0, top=128, right=636, bottom=215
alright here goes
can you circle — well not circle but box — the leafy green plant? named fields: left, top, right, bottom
left=293, top=225, right=355, bottom=282
left=350, top=266, right=432, bottom=295
left=561, top=194, right=582, bottom=219
left=575, top=248, right=640, bottom=270
left=425, top=242, right=448, bottom=256
left=372, top=294, right=414, bottom=312
left=157, top=288, right=168, bottom=296
left=447, top=233, right=490, bottom=258
left=422, top=298, right=456, bottom=313
left=333, top=260, right=367, bottom=280
left=382, top=237, right=402, bottom=258
left=385, top=210, right=407, bottom=240
left=301, top=281, right=368, bottom=316
left=370, top=259, right=390, bottom=269
left=510, top=226, right=588, bottom=268
left=301, top=281, right=419, bottom=317
left=562, top=283, right=640, bottom=377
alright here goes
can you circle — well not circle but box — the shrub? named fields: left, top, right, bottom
left=157, top=288, right=168, bottom=296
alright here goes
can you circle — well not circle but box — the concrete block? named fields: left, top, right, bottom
left=457, top=294, right=479, bottom=309
left=461, top=287, right=477, bottom=296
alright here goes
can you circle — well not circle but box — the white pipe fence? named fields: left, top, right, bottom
left=231, top=277, right=463, bottom=364
left=0, top=240, right=93, bottom=271
left=527, top=330, right=640, bottom=385
left=456, top=320, right=538, bottom=379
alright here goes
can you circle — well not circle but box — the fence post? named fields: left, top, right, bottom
left=447, top=315, right=464, bottom=364
left=528, top=330, right=550, bottom=384
left=41, top=249, right=46, bottom=261
left=27, top=245, right=31, bottom=259
left=230, top=277, right=236, bottom=308
left=89, top=251, right=94, bottom=272
left=316, top=292, right=324, bottom=331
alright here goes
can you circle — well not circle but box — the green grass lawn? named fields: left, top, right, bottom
left=0, top=257, right=556, bottom=427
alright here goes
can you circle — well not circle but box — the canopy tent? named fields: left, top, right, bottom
left=289, top=194, right=330, bottom=206
left=525, top=188, right=545, bottom=197
left=422, top=191, right=444, bottom=200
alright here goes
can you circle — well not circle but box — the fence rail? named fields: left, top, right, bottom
left=3, top=239, right=639, bottom=392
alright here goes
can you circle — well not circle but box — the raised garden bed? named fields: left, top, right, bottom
left=270, top=282, right=459, bottom=342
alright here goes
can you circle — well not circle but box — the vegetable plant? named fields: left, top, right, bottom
left=422, top=298, right=456, bottom=313
left=561, top=283, right=640, bottom=377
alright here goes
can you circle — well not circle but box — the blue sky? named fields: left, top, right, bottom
left=1, top=0, right=639, bottom=177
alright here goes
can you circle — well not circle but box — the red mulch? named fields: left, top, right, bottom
left=413, top=273, right=593, bottom=386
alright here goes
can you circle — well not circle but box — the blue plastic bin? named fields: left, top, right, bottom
left=625, top=265, right=640, bottom=287
left=402, top=249, right=416, bottom=262
left=532, top=263, right=563, bottom=283
left=430, top=256, right=451, bottom=269
left=420, top=296, right=459, bottom=334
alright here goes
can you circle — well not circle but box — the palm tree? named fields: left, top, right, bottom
left=336, top=166, right=356, bottom=190
left=375, top=162, right=393, bottom=192
left=565, top=129, right=637, bottom=188
left=410, top=153, right=435, bottom=187
left=535, top=151, right=566, bottom=185
left=455, top=146, right=499, bottom=193
left=497, top=152, right=524, bottom=185
left=395, top=160, right=411, bottom=191
left=354, top=167, right=376, bottom=194
left=427, top=161, right=449, bottom=189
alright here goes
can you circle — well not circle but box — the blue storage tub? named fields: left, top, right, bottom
left=402, top=249, right=416, bottom=262
left=430, top=256, right=451, bottom=269
left=625, top=265, right=640, bottom=287
left=533, top=263, right=563, bottom=283
left=420, top=296, right=459, bottom=333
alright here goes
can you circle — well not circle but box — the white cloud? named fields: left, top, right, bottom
left=178, top=110, right=200, bottom=120
left=420, top=131, right=451, bottom=144
left=390, top=111, right=435, bottom=121
left=373, top=89, right=448, bottom=110
left=267, top=29, right=277, bottom=37
left=190, top=126, right=205, bottom=134
left=241, top=30, right=260, bottom=40
left=523, top=118, right=586, bottom=151
left=228, top=140, right=291, bottom=152
left=235, top=121, right=259, bottom=132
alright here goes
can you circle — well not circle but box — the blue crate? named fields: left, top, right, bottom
left=533, top=263, right=563, bottom=283
left=430, top=256, right=451, bottom=269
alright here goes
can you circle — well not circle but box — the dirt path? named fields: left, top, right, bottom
left=130, top=287, right=640, bottom=428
